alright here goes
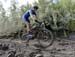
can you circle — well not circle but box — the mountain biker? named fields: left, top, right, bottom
left=22, top=6, right=39, bottom=36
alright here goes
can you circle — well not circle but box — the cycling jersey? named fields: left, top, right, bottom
left=22, top=9, right=36, bottom=23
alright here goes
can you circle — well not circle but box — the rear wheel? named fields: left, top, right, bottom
left=37, top=29, right=54, bottom=48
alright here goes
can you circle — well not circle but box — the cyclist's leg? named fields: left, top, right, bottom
left=25, top=21, right=30, bottom=34
left=22, top=17, right=30, bottom=33
left=22, top=18, right=32, bottom=45
left=25, top=22, right=31, bottom=46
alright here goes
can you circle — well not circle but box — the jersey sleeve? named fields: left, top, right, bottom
left=29, top=9, right=36, bottom=16
left=29, top=10, right=32, bottom=16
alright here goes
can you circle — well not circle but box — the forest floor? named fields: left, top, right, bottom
left=0, top=34, right=75, bottom=57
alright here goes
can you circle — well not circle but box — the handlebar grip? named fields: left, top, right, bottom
left=35, top=20, right=38, bottom=22
left=35, top=20, right=42, bottom=24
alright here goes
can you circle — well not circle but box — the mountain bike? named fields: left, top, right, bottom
left=18, top=20, right=54, bottom=48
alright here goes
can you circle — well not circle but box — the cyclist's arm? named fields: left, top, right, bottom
left=29, top=10, right=34, bottom=18
left=35, top=14, right=38, bottom=19
left=29, top=10, right=39, bottom=21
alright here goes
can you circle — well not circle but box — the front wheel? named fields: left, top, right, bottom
left=37, top=29, right=54, bottom=48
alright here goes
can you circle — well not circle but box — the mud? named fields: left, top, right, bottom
left=0, top=34, right=75, bottom=57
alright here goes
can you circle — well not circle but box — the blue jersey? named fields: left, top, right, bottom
left=22, top=9, right=36, bottom=23
left=23, top=9, right=36, bottom=20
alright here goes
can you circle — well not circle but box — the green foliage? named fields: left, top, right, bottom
left=37, top=0, right=75, bottom=30
left=0, top=0, right=75, bottom=35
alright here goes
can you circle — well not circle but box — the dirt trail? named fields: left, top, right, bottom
left=0, top=34, right=75, bottom=57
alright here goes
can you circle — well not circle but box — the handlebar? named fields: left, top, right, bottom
left=35, top=20, right=42, bottom=25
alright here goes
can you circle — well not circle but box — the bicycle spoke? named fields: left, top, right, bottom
left=37, top=29, right=54, bottom=48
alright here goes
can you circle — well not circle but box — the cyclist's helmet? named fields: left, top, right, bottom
left=33, top=6, right=39, bottom=10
